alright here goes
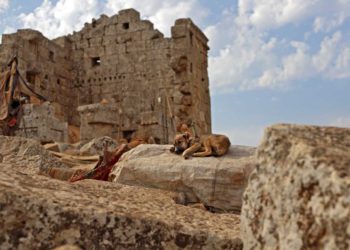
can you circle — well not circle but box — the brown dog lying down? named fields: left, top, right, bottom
left=170, top=131, right=231, bottom=159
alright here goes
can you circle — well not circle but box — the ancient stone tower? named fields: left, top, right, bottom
left=0, top=9, right=211, bottom=143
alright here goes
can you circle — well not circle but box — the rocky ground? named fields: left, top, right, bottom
left=0, top=136, right=244, bottom=250
left=1, top=123, right=349, bottom=250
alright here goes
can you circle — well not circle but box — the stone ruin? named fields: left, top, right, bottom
left=1, top=7, right=349, bottom=250
left=0, top=8, right=211, bottom=143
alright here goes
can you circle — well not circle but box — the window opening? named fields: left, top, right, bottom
left=123, top=22, right=130, bottom=30
left=122, top=130, right=135, bottom=142
left=91, top=57, right=101, bottom=67
left=49, top=51, right=54, bottom=62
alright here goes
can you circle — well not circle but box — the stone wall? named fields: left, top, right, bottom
left=0, top=29, right=76, bottom=125
left=0, top=8, right=212, bottom=143
left=15, top=102, right=68, bottom=143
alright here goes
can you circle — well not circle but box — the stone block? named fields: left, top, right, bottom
left=89, top=37, right=102, bottom=47
left=104, top=24, right=117, bottom=36
left=14, top=102, right=69, bottom=142
left=141, top=29, right=164, bottom=40
left=171, top=25, right=188, bottom=39
left=1, top=34, right=18, bottom=44
left=241, top=124, right=350, bottom=250
left=133, top=20, right=154, bottom=31
left=110, top=144, right=256, bottom=213
left=108, top=44, right=126, bottom=54
left=118, top=9, right=141, bottom=23
left=79, top=136, right=118, bottom=155
left=126, top=40, right=146, bottom=53
left=171, top=37, right=189, bottom=49
left=78, top=103, right=120, bottom=141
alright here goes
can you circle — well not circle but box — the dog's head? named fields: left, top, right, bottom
left=172, top=132, right=191, bottom=154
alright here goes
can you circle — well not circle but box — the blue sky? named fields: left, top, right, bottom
left=1, top=0, right=349, bottom=146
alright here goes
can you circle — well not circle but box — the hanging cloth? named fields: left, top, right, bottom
left=0, top=70, right=11, bottom=121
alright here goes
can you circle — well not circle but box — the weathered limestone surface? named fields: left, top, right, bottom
left=110, top=144, right=256, bottom=213
left=241, top=124, right=350, bottom=250
left=15, top=102, right=68, bottom=142
left=79, top=136, right=118, bottom=155
left=53, top=245, right=82, bottom=250
left=77, top=104, right=119, bottom=142
left=0, top=135, right=67, bottom=173
left=0, top=137, right=242, bottom=250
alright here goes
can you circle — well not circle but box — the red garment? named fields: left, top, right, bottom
left=7, top=117, right=17, bottom=127
left=69, top=144, right=128, bottom=182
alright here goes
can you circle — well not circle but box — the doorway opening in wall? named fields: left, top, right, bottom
left=91, top=57, right=101, bottom=67
left=122, top=130, right=135, bottom=142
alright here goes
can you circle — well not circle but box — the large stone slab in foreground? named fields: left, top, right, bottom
left=110, top=144, right=256, bottom=213
left=0, top=163, right=242, bottom=250
left=241, top=124, right=350, bottom=250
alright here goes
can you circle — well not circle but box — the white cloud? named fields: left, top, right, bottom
left=238, top=0, right=319, bottom=30
left=206, top=1, right=350, bottom=93
left=18, top=0, right=100, bottom=39
left=204, top=9, right=236, bottom=55
left=330, top=117, right=350, bottom=128
left=312, top=1, right=350, bottom=33
left=331, top=47, right=350, bottom=78
left=206, top=9, right=281, bottom=92
left=0, top=0, right=9, bottom=13
left=313, top=14, right=346, bottom=33
left=312, top=31, right=342, bottom=71
left=256, top=32, right=349, bottom=89
left=3, top=26, right=15, bottom=33
left=238, top=0, right=350, bottom=32
left=209, top=32, right=279, bottom=91
left=257, top=41, right=314, bottom=88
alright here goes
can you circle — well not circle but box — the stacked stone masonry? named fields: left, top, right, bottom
left=0, top=9, right=211, bottom=143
